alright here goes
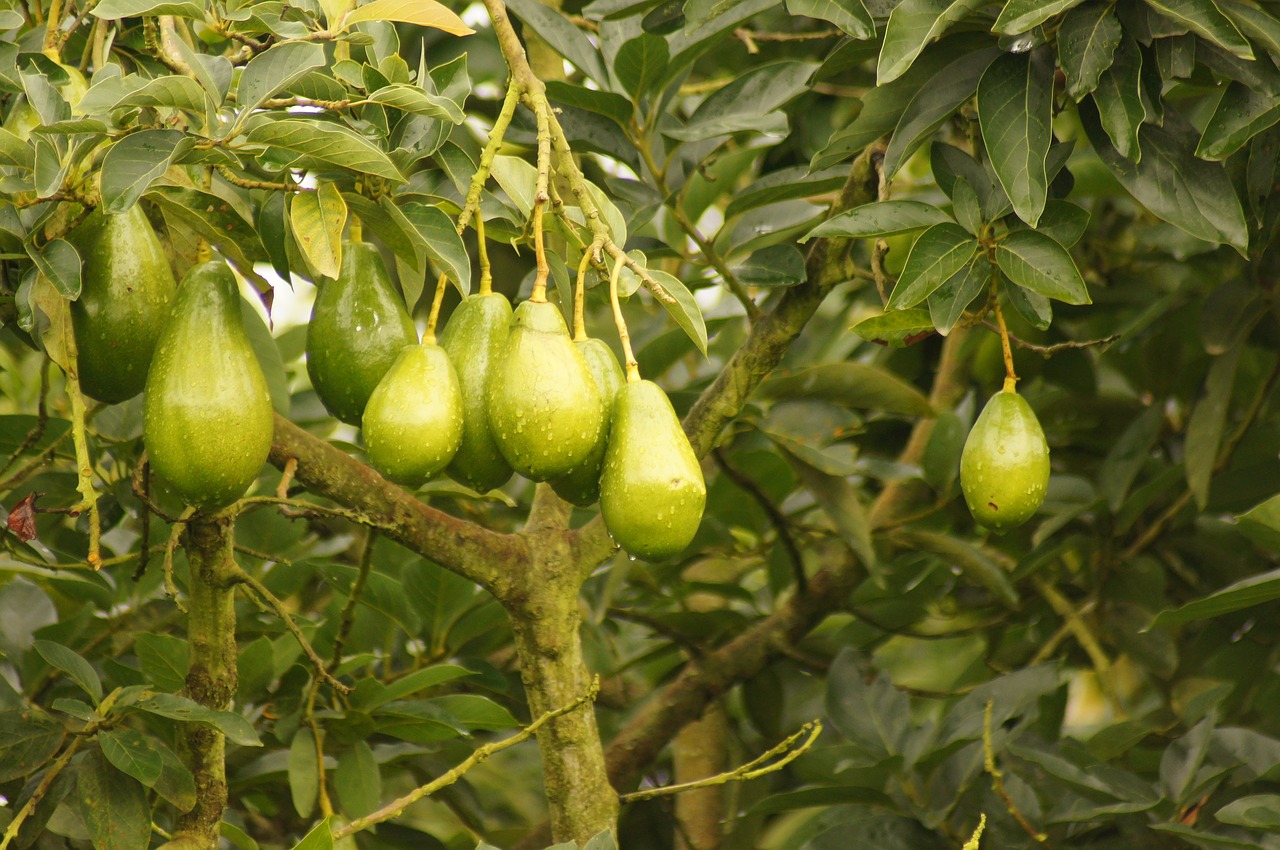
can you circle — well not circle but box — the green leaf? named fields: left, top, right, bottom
left=850, top=309, right=935, bottom=347
left=785, top=0, right=873, bottom=38
left=1238, top=493, right=1280, bottom=552
left=1184, top=344, right=1242, bottom=508
left=489, top=154, right=537, bottom=218
left=759, top=362, right=935, bottom=417
left=289, top=727, right=319, bottom=818
left=977, top=50, right=1054, bottom=226
left=76, top=750, right=151, bottom=850
left=1092, top=36, right=1146, bottom=160
left=152, top=735, right=197, bottom=811
left=246, top=118, right=404, bottom=181
left=786, top=450, right=876, bottom=569
left=878, top=0, right=988, bottom=84
left=503, top=0, right=608, bottom=83
left=33, top=639, right=102, bottom=704
left=1145, top=0, right=1253, bottom=58
left=335, top=741, right=381, bottom=818
left=932, top=142, right=1013, bottom=220
left=342, top=0, right=474, bottom=34
left=111, top=75, right=208, bottom=114
left=0, top=710, right=64, bottom=781
left=26, top=238, right=80, bottom=299
left=922, top=410, right=966, bottom=492
left=995, top=230, right=1090, bottom=305
left=0, top=126, right=33, bottom=169
left=92, top=0, right=203, bottom=18
left=365, top=83, right=464, bottom=122
left=665, top=61, right=816, bottom=142
left=826, top=647, right=908, bottom=759
left=893, top=529, right=1020, bottom=607
left=400, top=201, right=470, bottom=296
left=1028, top=200, right=1091, bottom=247
left=1058, top=0, right=1122, bottom=98
left=1081, top=99, right=1249, bottom=251
left=646, top=269, right=708, bottom=355
left=1216, top=795, right=1280, bottom=830
left=290, top=183, right=348, bottom=280
left=1152, top=567, right=1280, bottom=626
left=145, top=185, right=271, bottom=270
left=1221, top=0, right=1280, bottom=56
left=100, top=129, right=192, bottom=214
left=804, top=200, right=951, bottom=240
left=733, top=244, right=806, bottom=287
left=98, top=729, right=163, bottom=786
left=431, top=694, right=519, bottom=730
left=994, top=0, right=1086, bottom=33
left=887, top=222, right=981, bottom=309
left=545, top=81, right=633, bottom=128
left=927, top=256, right=987, bottom=335
left=882, top=47, right=1001, bottom=179
left=614, top=33, right=670, bottom=97
left=236, top=42, right=327, bottom=115
left=289, top=817, right=334, bottom=850
left=1197, top=82, right=1280, bottom=160
left=1098, top=406, right=1163, bottom=511
left=127, top=693, right=262, bottom=746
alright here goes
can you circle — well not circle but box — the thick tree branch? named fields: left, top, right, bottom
left=268, top=414, right=524, bottom=601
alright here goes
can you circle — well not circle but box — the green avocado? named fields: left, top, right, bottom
left=600, top=380, right=706, bottom=560
left=549, top=338, right=624, bottom=507
left=960, top=389, right=1050, bottom=532
left=306, top=242, right=417, bottom=425
left=363, top=342, right=464, bottom=487
left=439, top=292, right=514, bottom=492
left=485, top=300, right=603, bottom=482
left=68, top=205, right=178, bottom=404
left=143, top=261, right=274, bottom=510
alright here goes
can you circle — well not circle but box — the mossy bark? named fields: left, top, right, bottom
left=177, top=515, right=239, bottom=849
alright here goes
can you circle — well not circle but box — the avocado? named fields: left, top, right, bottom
left=69, top=205, right=178, bottom=404
left=143, top=261, right=274, bottom=510
left=549, top=338, right=624, bottom=506
left=439, top=292, right=514, bottom=492
left=362, top=342, right=464, bottom=487
left=960, top=389, right=1050, bottom=532
left=306, top=242, right=418, bottom=425
left=485, top=300, right=603, bottom=482
left=599, top=380, right=705, bottom=560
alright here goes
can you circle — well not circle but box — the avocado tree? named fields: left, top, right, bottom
left=3, top=0, right=1280, bottom=848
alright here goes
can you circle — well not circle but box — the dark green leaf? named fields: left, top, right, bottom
left=614, top=33, right=669, bottom=97
left=665, top=61, right=816, bottom=141
left=733, top=243, right=806, bottom=287
left=804, top=200, right=951, bottom=240
left=98, top=729, right=163, bottom=786
left=246, top=118, right=404, bottom=181
left=1030, top=200, right=1091, bottom=247
left=33, top=639, right=102, bottom=703
left=922, top=410, right=966, bottom=492
left=1184, top=343, right=1242, bottom=508
left=504, top=0, right=609, bottom=83
left=0, top=710, right=64, bottom=781
left=146, top=185, right=271, bottom=269
left=1092, top=36, right=1146, bottom=160
left=894, top=528, right=1020, bottom=606
left=544, top=80, right=633, bottom=127
left=1145, top=0, right=1253, bottom=58
left=76, top=750, right=151, bottom=850
left=1221, top=0, right=1280, bottom=55
left=995, top=229, right=1090, bottom=304
left=826, top=647, right=908, bottom=759
left=1152, top=568, right=1280, bottom=626
left=400, top=201, right=470, bottom=296
left=236, top=42, right=327, bottom=115
left=927, top=256, right=987, bottom=334
left=878, top=0, right=988, bottom=84
left=887, top=222, right=981, bottom=309
left=1238, top=493, right=1280, bottom=552
left=289, top=727, right=318, bottom=817
left=335, top=741, right=381, bottom=818
left=977, top=50, right=1054, bottom=226
left=951, top=177, right=983, bottom=234
left=152, top=736, right=197, bottom=811
left=127, top=693, right=262, bottom=746
left=1098, top=406, right=1163, bottom=511
left=1004, top=279, right=1052, bottom=329
left=760, top=362, right=935, bottom=416
left=100, top=129, right=192, bottom=213
left=931, top=142, right=1013, bottom=219
left=1198, top=82, right=1280, bottom=160
left=786, top=450, right=875, bottom=569
left=785, top=0, right=873, bottom=38
left=850, top=308, right=936, bottom=346
left=1059, top=1, right=1123, bottom=98
left=26, top=238, right=80, bottom=299
left=994, top=0, right=1087, bottom=33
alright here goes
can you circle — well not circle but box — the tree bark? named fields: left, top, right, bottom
left=177, top=515, right=238, bottom=849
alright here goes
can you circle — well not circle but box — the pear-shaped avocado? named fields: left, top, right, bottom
left=600, top=380, right=706, bottom=560
left=362, top=343, right=463, bottom=487
left=960, top=390, right=1050, bottom=532
left=485, top=300, right=603, bottom=481
left=143, top=262, right=274, bottom=510
left=549, top=338, right=624, bottom=506
left=306, top=242, right=417, bottom=425
left=68, top=205, right=178, bottom=404
left=439, top=293, right=514, bottom=492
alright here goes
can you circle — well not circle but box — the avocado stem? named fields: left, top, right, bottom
left=349, top=214, right=363, bottom=243
left=608, top=254, right=640, bottom=383
left=531, top=201, right=549, bottom=302
left=475, top=208, right=492, bottom=296
left=425, top=271, right=448, bottom=342
left=572, top=241, right=599, bottom=342
left=993, top=297, right=1019, bottom=394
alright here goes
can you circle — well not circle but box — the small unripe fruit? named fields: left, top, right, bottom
left=960, top=389, right=1050, bottom=532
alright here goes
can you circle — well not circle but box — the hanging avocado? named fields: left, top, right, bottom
left=144, top=261, right=274, bottom=510
left=306, top=242, right=417, bottom=425
left=960, top=389, right=1050, bottom=532
left=69, top=204, right=178, bottom=404
left=549, top=338, right=624, bottom=506
left=485, top=300, right=603, bottom=481
left=600, top=380, right=705, bottom=560
left=439, top=292, right=514, bottom=492
left=362, top=342, right=464, bottom=487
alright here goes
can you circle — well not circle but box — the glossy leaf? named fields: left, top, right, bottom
left=805, top=200, right=951, bottom=240
left=1198, top=82, right=1280, bottom=160
left=100, top=129, right=192, bottom=213
left=236, top=42, right=327, bottom=115
left=1145, top=0, right=1253, bottom=58
left=928, top=256, right=987, bottom=335
left=99, top=729, right=164, bottom=786
left=400, top=201, right=470, bottom=296
left=850, top=309, right=936, bottom=347
left=26, top=238, right=80, bottom=299
left=994, top=0, right=1086, bottom=33
left=33, top=639, right=102, bottom=703
left=878, top=0, right=988, bottom=84
left=503, top=0, right=607, bottom=82
left=614, top=33, right=670, bottom=97
left=127, top=693, right=262, bottom=746
left=977, top=50, right=1054, bottom=226
left=246, top=118, right=405, bottom=181
left=646, top=268, right=708, bottom=354
left=995, top=230, right=1089, bottom=305
left=887, top=222, right=981, bottom=309
left=1058, top=0, right=1122, bottom=98
left=146, top=185, right=271, bottom=269
left=1092, top=35, right=1147, bottom=160
left=785, top=0, right=873, bottom=38
left=1153, top=567, right=1280, bottom=626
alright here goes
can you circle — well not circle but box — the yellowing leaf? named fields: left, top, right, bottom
left=290, top=183, right=348, bottom=279
left=343, top=0, right=474, bottom=36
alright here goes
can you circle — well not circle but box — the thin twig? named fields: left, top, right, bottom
left=713, top=448, right=806, bottom=592
left=328, top=530, right=377, bottom=672
left=983, top=701, right=1049, bottom=845
left=980, top=323, right=1120, bottom=356
left=0, top=737, right=83, bottom=850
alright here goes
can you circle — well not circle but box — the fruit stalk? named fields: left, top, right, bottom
left=177, top=515, right=239, bottom=850
left=425, top=271, right=448, bottom=342
left=475, top=208, right=493, bottom=296
left=608, top=255, right=640, bottom=382
left=993, top=296, right=1018, bottom=394
left=573, top=242, right=600, bottom=342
